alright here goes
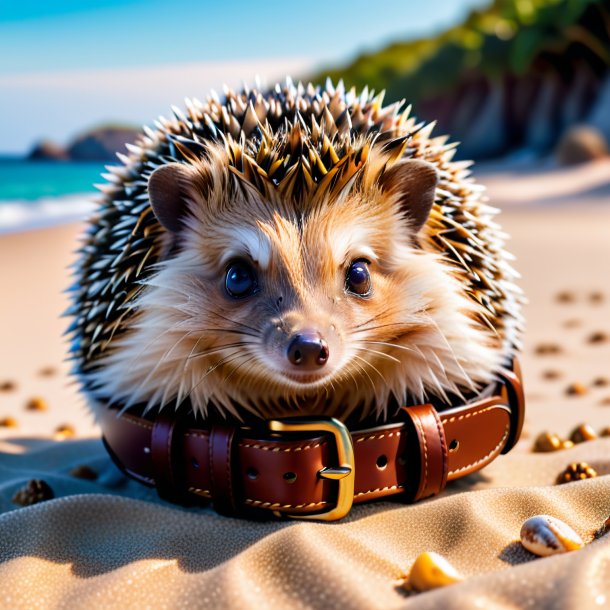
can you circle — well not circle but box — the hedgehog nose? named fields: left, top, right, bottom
left=287, top=332, right=329, bottom=369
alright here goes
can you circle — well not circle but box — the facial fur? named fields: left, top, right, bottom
left=90, top=144, right=503, bottom=423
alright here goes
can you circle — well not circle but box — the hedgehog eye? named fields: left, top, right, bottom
left=345, top=259, right=371, bottom=297
left=225, top=260, right=258, bottom=299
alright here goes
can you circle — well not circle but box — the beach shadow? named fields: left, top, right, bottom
left=498, top=541, right=537, bottom=566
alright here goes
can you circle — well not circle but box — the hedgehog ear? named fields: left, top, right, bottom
left=148, top=163, right=196, bottom=233
left=380, top=159, right=439, bottom=234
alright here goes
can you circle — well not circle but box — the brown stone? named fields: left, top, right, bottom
left=12, top=479, right=54, bottom=506
left=0, top=416, right=18, bottom=428
left=69, top=465, right=98, bottom=480
left=38, top=366, right=57, bottom=377
left=535, top=343, right=563, bottom=355
left=25, top=397, right=48, bottom=412
left=562, top=319, right=581, bottom=329
left=533, top=432, right=563, bottom=452
left=556, top=462, right=598, bottom=484
left=555, top=291, right=575, bottom=304
left=542, top=369, right=562, bottom=380
left=588, top=331, right=608, bottom=345
left=0, top=380, right=17, bottom=392
left=569, top=423, right=597, bottom=443
left=54, top=424, right=76, bottom=440
left=592, top=377, right=609, bottom=387
left=565, top=382, right=588, bottom=396
left=589, top=291, right=605, bottom=304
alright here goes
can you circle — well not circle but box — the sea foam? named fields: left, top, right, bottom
left=0, top=194, right=98, bottom=234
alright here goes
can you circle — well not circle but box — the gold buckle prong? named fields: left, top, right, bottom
left=319, top=466, right=352, bottom=480
left=268, top=417, right=355, bottom=521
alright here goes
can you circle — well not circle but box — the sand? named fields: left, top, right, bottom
left=0, top=165, right=609, bottom=608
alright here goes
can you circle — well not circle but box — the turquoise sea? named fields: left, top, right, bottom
left=0, top=158, right=107, bottom=233
left=0, top=158, right=106, bottom=200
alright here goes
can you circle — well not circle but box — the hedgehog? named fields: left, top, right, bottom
left=67, top=78, right=523, bottom=427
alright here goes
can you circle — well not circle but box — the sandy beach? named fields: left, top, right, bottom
left=0, top=163, right=609, bottom=608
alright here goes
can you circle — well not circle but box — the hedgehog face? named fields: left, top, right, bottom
left=90, top=147, right=503, bottom=423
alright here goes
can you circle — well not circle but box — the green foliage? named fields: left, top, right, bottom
left=308, top=0, right=609, bottom=103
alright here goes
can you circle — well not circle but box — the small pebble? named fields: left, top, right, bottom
left=589, top=291, right=605, bottom=304
left=535, top=343, right=563, bottom=356
left=0, top=416, right=18, bottom=428
left=38, top=366, right=57, bottom=377
left=562, top=440, right=574, bottom=449
left=599, top=427, right=610, bottom=437
left=593, top=377, right=609, bottom=387
left=404, top=552, right=463, bottom=592
left=520, top=515, right=583, bottom=557
left=25, top=396, right=48, bottom=412
left=556, top=462, right=598, bottom=484
left=600, top=397, right=610, bottom=406
left=588, top=331, right=608, bottom=345
left=0, top=380, right=17, bottom=392
left=54, top=424, right=76, bottom=440
left=555, top=291, right=575, bottom=304
left=542, top=369, right=562, bottom=381
left=533, top=432, right=563, bottom=452
left=562, top=318, right=581, bottom=329
left=569, top=423, right=597, bottom=444
left=565, top=382, right=588, bottom=397
left=69, top=465, right=98, bottom=480
left=12, top=479, right=54, bottom=506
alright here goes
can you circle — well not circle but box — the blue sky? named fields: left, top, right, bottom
left=0, top=0, right=489, bottom=153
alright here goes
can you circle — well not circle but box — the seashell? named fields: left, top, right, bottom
left=569, top=423, right=597, bottom=444
left=406, top=552, right=464, bottom=592
left=556, top=462, right=597, bottom=484
left=520, top=515, right=583, bottom=557
left=533, top=432, right=563, bottom=452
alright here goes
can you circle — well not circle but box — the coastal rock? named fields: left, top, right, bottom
left=555, top=125, right=609, bottom=165
left=67, top=126, right=140, bottom=161
left=27, top=139, right=69, bottom=161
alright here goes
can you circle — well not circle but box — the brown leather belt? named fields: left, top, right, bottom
left=99, top=359, right=524, bottom=520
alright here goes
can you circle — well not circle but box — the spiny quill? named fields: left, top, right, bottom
left=67, top=78, right=523, bottom=423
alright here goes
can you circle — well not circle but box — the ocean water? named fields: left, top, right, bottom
left=0, top=158, right=107, bottom=233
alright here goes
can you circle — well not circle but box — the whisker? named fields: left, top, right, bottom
left=187, top=350, right=245, bottom=399
left=223, top=355, right=256, bottom=383
left=353, top=354, right=386, bottom=383
left=210, top=311, right=261, bottom=335
left=199, top=327, right=260, bottom=339
left=351, top=358, right=377, bottom=396
left=187, top=341, right=257, bottom=361
left=351, top=322, right=416, bottom=336
left=360, top=340, right=416, bottom=354
left=357, top=346, right=401, bottom=364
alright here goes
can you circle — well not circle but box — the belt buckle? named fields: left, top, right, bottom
left=267, top=416, right=355, bottom=521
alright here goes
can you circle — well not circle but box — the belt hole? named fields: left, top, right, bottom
left=376, top=454, right=388, bottom=470
left=191, top=458, right=199, bottom=469
left=246, top=467, right=259, bottom=480
left=283, top=471, right=297, bottom=484
left=449, top=438, right=460, bottom=452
